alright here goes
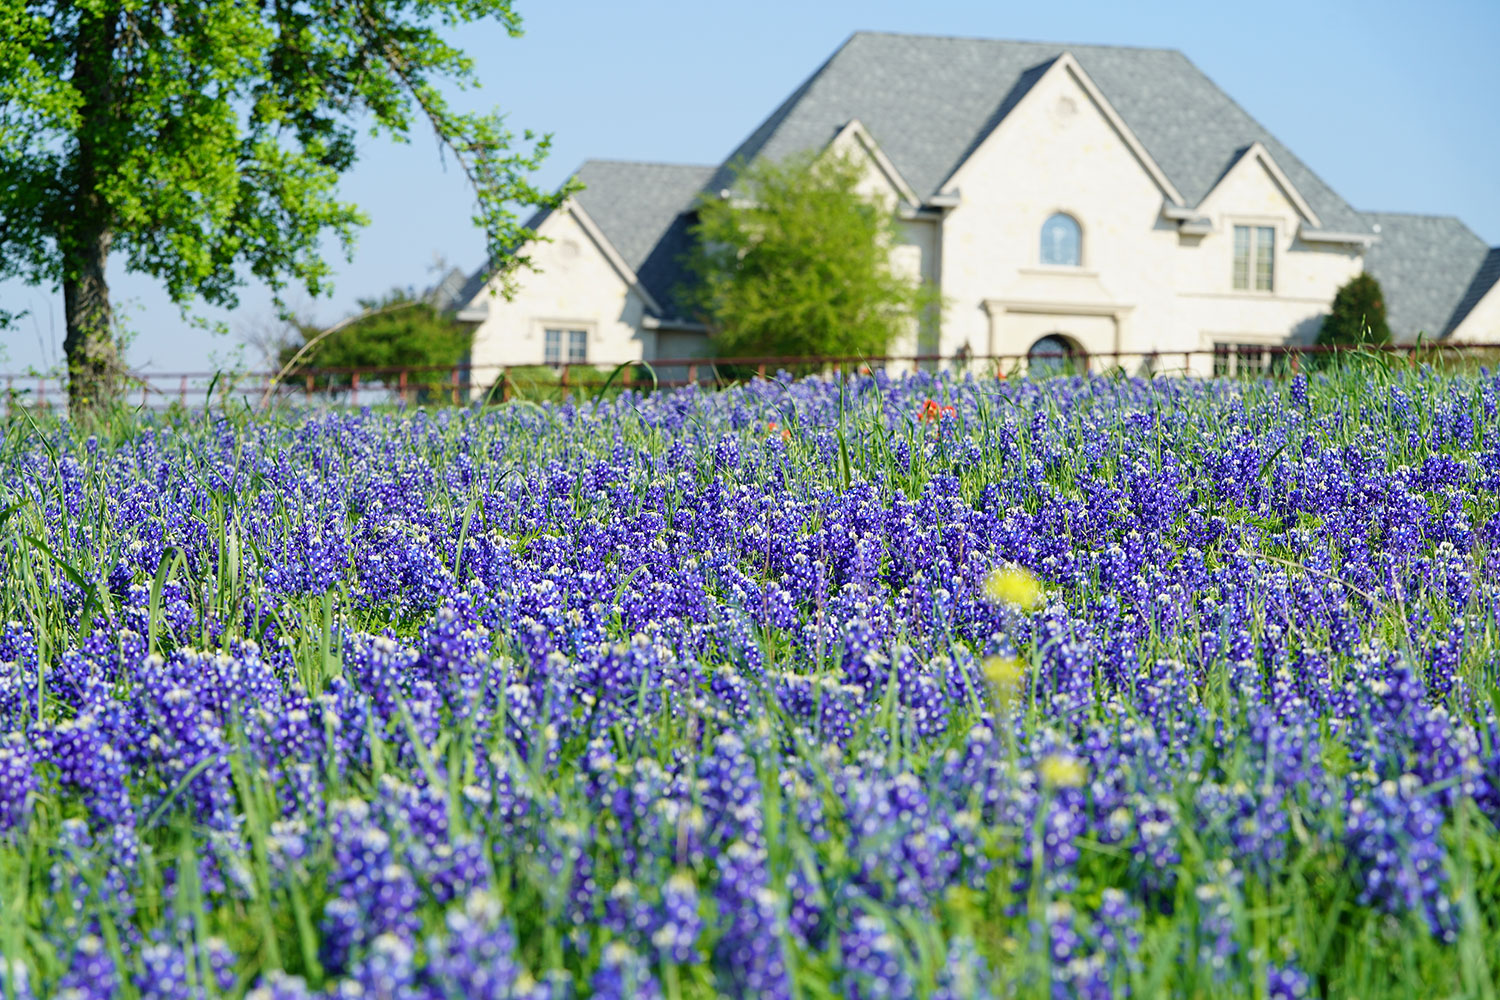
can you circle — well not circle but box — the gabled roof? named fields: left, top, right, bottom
left=705, top=32, right=1371, bottom=234
left=1447, top=247, right=1500, bottom=335
left=571, top=161, right=716, bottom=276
left=1360, top=212, right=1491, bottom=341
left=1202, top=142, right=1320, bottom=226
left=425, top=266, right=470, bottom=313
left=455, top=160, right=715, bottom=319
left=573, top=160, right=716, bottom=318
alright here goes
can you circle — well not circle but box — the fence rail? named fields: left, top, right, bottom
left=6, top=341, right=1500, bottom=413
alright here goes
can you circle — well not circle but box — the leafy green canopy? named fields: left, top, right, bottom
left=1319, top=271, right=1393, bottom=346
left=277, top=289, right=471, bottom=383
left=0, top=2, right=563, bottom=337
left=684, top=152, right=937, bottom=361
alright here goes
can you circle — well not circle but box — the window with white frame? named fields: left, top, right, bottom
left=1232, top=225, right=1275, bottom=291
left=544, top=328, right=588, bottom=365
left=1040, top=213, right=1082, bottom=267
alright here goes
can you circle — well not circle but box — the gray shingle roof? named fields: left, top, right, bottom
left=709, top=32, right=1372, bottom=234
left=1447, top=247, right=1500, bottom=336
left=572, top=161, right=715, bottom=316
left=425, top=266, right=470, bottom=313
left=453, top=162, right=714, bottom=319
left=572, top=161, right=716, bottom=277
left=1360, top=212, right=1490, bottom=341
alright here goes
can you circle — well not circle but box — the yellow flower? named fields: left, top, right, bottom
left=982, top=656, right=1025, bottom=709
left=1039, top=753, right=1087, bottom=789
left=983, top=565, right=1043, bottom=610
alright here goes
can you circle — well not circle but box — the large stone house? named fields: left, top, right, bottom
left=451, top=32, right=1500, bottom=379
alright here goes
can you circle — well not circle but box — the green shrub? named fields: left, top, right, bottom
left=1319, top=272, right=1392, bottom=347
left=684, top=152, right=938, bottom=363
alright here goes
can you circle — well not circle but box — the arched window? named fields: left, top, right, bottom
left=1040, top=213, right=1082, bottom=266
left=1028, top=334, right=1081, bottom=376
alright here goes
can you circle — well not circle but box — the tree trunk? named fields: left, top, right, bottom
left=63, top=227, right=118, bottom=415
left=62, top=8, right=121, bottom=416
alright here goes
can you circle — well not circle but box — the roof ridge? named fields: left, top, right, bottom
left=702, top=35, right=856, bottom=194
left=577, top=158, right=716, bottom=170
left=1360, top=210, right=1486, bottom=248
left=1362, top=209, right=1476, bottom=224
left=935, top=57, right=1058, bottom=192
left=1152, top=53, right=1366, bottom=231
left=845, top=29, right=1183, bottom=55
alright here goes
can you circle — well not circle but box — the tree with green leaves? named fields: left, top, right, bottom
left=684, top=152, right=937, bottom=362
left=1319, top=272, right=1393, bottom=348
left=0, top=1, right=566, bottom=414
left=276, top=287, right=472, bottom=394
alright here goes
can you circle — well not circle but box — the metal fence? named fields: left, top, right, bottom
left=6, top=341, right=1500, bottom=413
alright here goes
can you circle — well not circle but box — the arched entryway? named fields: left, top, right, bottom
left=1027, top=333, right=1086, bottom=376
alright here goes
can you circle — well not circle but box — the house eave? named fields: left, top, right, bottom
left=641, top=316, right=709, bottom=333
left=1297, top=225, right=1379, bottom=247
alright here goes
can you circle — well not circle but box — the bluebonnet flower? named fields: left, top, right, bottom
left=0, top=736, right=36, bottom=837
left=932, top=935, right=996, bottom=1000
left=1267, top=961, right=1312, bottom=999
left=589, top=942, right=661, bottom=1000
left=426, top=892, right=522, bottom=1000
left=712, top=841, right=791, bottom=1000
left=0, top=959, right=35, bottom=1000
left=56, top=933, right=116, bottom=999
left=245, top=972, right=316, bottom=1000
left=1346, top=776, right=1458, bottom=941
left=838, top=912, right=914, bottom=1000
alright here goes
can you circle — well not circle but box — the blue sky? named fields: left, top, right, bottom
left=3, top=0, right=1496, bottom=372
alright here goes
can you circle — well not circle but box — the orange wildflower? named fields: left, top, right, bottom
left=918, top=399, right=957, bottom=423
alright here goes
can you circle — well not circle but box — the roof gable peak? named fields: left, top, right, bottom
left=1200, top=141, right=1321, bottom=226
left=940, top=51, right=1185, bottom=206
left=827, top=118, right=921, bottom=207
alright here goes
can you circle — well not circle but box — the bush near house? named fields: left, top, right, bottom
left=1318, top=272, right=1393, bottom=348
left=684, top=152, right=937, bottom=365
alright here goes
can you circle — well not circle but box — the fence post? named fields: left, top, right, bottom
left=351, top=371, right=359, bottom=405
left=180, top=375, right=188, bottom=406
left=451, top=367, right=460, bottom=406
left=500, top=367, right=511, bottom=402
left=38, top=378, right=44, bottom=408
left=305, top=373, right=314, bottom=396
left=757, top=363, right=767, bottom=378
left=398, top=369, right=408, bottom=405
left=687, top=364, right=699, bottom=386
left=560, top=364, right=570, bottom=389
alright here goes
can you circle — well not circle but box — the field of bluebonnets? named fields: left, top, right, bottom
left=2, top=364, right=1500, bottom=1000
